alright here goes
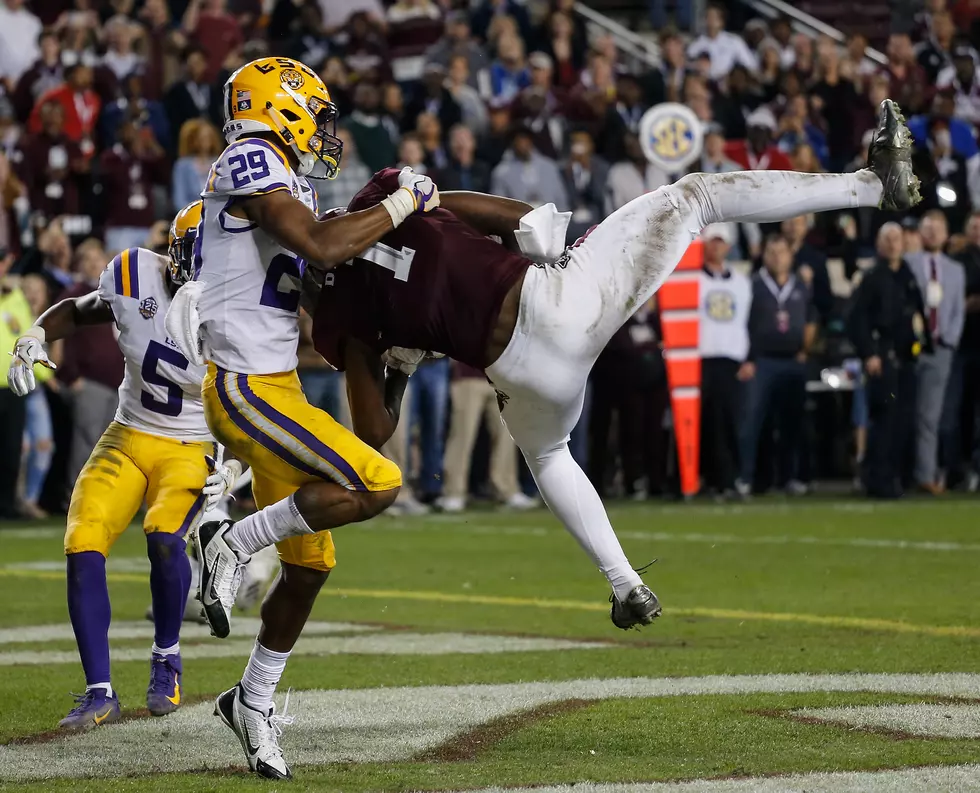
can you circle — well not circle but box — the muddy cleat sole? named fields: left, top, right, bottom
left=868, top=99, right=921, bottom=211
left=610, top=584, right=663, bottom=630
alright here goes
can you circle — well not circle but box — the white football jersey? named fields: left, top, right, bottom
left=196, top=138, right=319, bottom=374
left=97, top=248, right=212, bottom=441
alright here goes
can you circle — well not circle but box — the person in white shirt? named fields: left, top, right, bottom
left=0, top=0, right=41, bottom=85
left=698, top=224, right=752, bottom=497
left=687, top=3, right=758, bottom=82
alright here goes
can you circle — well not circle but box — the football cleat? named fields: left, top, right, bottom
left=146, top=652, right=182, bottom=717
left=196, top=519, right=249, bottom=639
left=868, top=99, right=922, bottom=211
left=58, top=688, right=121, bottom=731
left=215, top=684, right=294, bottom=780
left=610, top=584, right=663, bottom=630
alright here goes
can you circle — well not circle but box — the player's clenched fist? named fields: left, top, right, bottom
left=381, top=166, right=440, bottom=227
left=398, top=166, right=440, bottom=213
left=8, top=327, right=56, bottom=397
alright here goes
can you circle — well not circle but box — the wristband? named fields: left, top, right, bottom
left=21, top=326, right=45, bottom=344
left=380, top=186, right=416, bottom=227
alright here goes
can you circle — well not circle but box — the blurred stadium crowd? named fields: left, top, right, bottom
left=0, top=0, right=978, bottom=519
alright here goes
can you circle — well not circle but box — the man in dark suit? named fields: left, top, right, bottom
left=438, top=124, right=491, bottom=193
left=162, top=44, right=223, bottom=152
left=560, top=129, right=608, bottom=244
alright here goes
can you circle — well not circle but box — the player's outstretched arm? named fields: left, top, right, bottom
left=439, top=191, right=533, bottom=249
left=239, top=169, right=440, bottom=270
left=344, top=338, right=409, bottom=451
left=8, top=292, right=112, bottom=397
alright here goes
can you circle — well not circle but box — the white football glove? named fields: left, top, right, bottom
left=165, top=281, right=208, bottom=366
left=381, top=167, right=440, bottom=227
left=382, top=346, right=427, bottom=376
left=203, top=456, right=243, bottom=512
left=8, top=327, right=56, bottom=397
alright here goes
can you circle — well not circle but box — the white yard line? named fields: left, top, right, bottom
left=794, top=703, right=980, bottom=739
left=2, top=674, right=980, bottom=781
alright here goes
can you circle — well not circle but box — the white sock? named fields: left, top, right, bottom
left=525, top=443, right=642, bottom=601
left=87, top=682, right=113, bottom=697
left=240, top=640, right=290, bottom=713
left=226, top=495, right=312, bottom=556
left=152, top=642, right=179, bottom=656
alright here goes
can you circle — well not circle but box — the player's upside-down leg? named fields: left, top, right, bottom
left=195, top=363, right=402, bottom=780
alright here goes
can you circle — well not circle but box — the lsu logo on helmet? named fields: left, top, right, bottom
left=638, top=103, right=704, bottom=172
left=221, top=57, right=343, bottom=180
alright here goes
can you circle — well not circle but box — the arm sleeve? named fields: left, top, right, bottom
left=202, top=139, right=295, bottom=199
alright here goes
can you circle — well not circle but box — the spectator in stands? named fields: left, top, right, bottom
left=604, top=131, right=667, bottom=215
left=511, top=56, right=569, bottom=160
left=700, top=125, right=740, bottom=175
left=318, top=0, right=385, bottom=35
left=19, top=272, right=54, bottom=519
left=12, top=28, right=63, bottom=122
left=698, top=224, right=752, bottom=498
left=724, top=107, right=792, bottom=171
left=378, top=81, right=404, bottom=144
left=538, top=11, right=584, bottom=85
left=738, top=234, right=816, bottom=497
left=916, top=9, right=955, bottom=83
left=339, top=11, right=390, bottom=83
left=757, top=40, right=783, bottom=97
left=843, top=33, right=878, bottom=82
left=790, top=33, right=815, bottom=81
left=27, top=223, right=74, bottom=297
left=314, top=126, right=371, bottom=210
left=650, top=0, right=692, bottom=33
left=136, top=0, right=174, bottom=101
left=781, top=215, right=833, bottom=321
left=102, top=15, right=144, bottom=82
left=101, top=71, right=172, bottom=150
left=491, top=126, right=568, bottom=209
left=182, top=0, right=243, bottom=83
left=387, top=0, right=443, bottom=83
left=477, top=98, right=511, bottom=168
left=0, top=151, right=26, bottom=254
left=490, top=33, right=530, bottom=102
left=164, top=44, right=223, bottom=144
left=0, top=0, right=42, bottom=89
left=561, top=128, right=608, bottom=243
left=946, top=212, right=980, bottom=490
left=447, top=54, right=489, bottom=136
left=28, top=64, right=100, bottom=160
left=599, top=72, right=646, bottom=163
left=321, top=56, right=352, bottom=115
left=405, top=62, right=462, bottom=138
left=0, top=245, right=30, bottom=518
left=396, top=132, right=428, bottom=172
left=415, top=112, right=449, bottom=171
left=171, top=119, right=222, bottom=212
left=918, top=118, right=972, bottom=232
left=907, top=211, right=965, bottom=494
left=688, top=3, right=757, bottom=82
left=471, top=0, right=531, bottom=44
left=99, top=117, right=167, bottom=254
left=284, top=1, right=331, bottom=69
left=659, top=31, right=689, bottom=103
left=809, top=40, right=863, bottom=171
left=345, top=81, right=397, bottom=174
left=776, top=94, right=829, bottom=169
left=937, top=44, right=980, bottom=126
left=883, top=33, right=930, bottom=117
left=425, top=10, right=489, bottom=93
left=848, top=222, right=927, bottom=499
left=438, top=361, right=534, bottom=513
left=440, top=124, right=490, bottom=192
left=17, top=100, right=84, bottom=225
left=56, top=238, right=125, bottom=501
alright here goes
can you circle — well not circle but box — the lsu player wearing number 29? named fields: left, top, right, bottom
left=6, top=201, right=242, bottom=731
left=169, top=56, right=439, bottom=780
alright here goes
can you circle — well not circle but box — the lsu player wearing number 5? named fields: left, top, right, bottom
left=170, top=56, right=438, bottom=779
left=6, top=202, right=242, bottom=731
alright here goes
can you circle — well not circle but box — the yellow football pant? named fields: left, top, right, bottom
left=201, top=366, right=401, bottom=571
left=65, top=422, right=213, bottom=556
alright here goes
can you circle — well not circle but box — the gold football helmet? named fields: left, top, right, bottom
left=168, top=200, right=202, bottom=285
left=222, top=57, right=343, bottom=179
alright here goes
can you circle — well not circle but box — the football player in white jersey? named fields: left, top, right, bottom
left=7, top=202, right=241, bottom=730
left=166, top=56, right=439, bottom=779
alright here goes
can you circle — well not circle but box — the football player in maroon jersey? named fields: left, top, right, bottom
left=311, top=99, right=919, bottom=631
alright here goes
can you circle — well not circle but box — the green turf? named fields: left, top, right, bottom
left=1, top=498, right=978, bottom=790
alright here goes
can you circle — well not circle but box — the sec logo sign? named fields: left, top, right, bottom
left=639, top=103, right=704, bottom=172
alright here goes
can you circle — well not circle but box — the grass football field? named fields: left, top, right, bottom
left=1, top=497, right=979, bottom=792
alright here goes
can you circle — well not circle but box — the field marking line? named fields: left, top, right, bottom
left=4, top=674, right=980, bottom=782
left=2, top=570, right=976, bottom=639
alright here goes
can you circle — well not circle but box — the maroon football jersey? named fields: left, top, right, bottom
left=312, top=168, right=531, bottom=370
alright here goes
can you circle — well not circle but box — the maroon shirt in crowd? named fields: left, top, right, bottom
left=190, top=10, right=244, bottom=83
left=15, top=132, right=83, bottom=219
left=99, top=143, right=168, bottom=230
left=313, top=168, right=530, bottom=370
left=56, top=281, right=124, bottom=390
